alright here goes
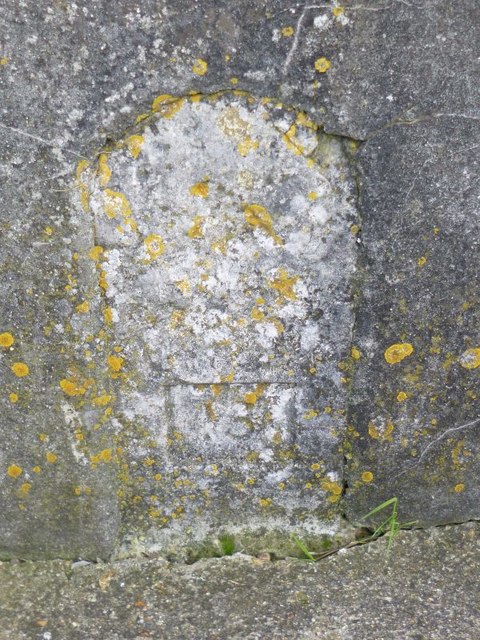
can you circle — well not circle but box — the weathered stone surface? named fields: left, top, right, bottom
left=0, top=0, right=479, bottom=558
left=344, top=117, right=480, bottom=526
left=78, top=93, right=357, bottom=552
left=1, top=523, right=480, bottom=640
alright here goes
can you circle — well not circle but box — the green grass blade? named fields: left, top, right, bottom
left=291, top=535, right=316, bottom=562
left=363, top=497, right=398, bottom=520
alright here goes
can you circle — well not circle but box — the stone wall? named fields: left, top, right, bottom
left=0, top=0, right=478, bottom=560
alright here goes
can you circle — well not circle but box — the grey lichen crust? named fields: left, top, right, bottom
left=75, top=93, right=358, bottom=553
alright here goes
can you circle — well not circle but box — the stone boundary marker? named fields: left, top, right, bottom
left=0, top=0, right=478, bottom=559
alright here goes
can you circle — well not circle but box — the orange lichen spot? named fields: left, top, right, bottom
left=187, top=215, right=205, bottom=239
left=269, top=267, right=298, bottom=301
left=244, top=204, right=283, bottom=245
left=46, top=452, right=57, bottom=464
left=332, top=6, right=344, bottom=16
left=104, top=306, right=113, bottom=324
left=244, top=392, right=258, bottom=405
left=97, top=153, right=111, bottom=186
left=361, top=471, right=374, bottom=483
left=384, top=342, right=414, bottom=364
left=351, top=347, right=361, bottom=361
left=103, top=189, right=132, bottom=220
left=321, top=479, right=342, bottom=503
left=454, top=483, right=465, bottom=493
left=88, top=245, right=104, bottom=262
left=259, top=497, right=272, bottom=508
left=151, top=94, right=184, bottom=118
left=75, top=300, right=89, bottom=314
left=0, top=332, right=14, bottom=348
left=90, top=448, right=113, bottom=465
left=303, top=409, right=319, bottom=420
left=459, top=348, right=480, bottom=370
left=144, top=233, right=165, bottom=260
left=107, top=354, right=124, bottom=373
left=92, top=394, right=112, bottom=407
left=189, top=181, right=209, bottom=198
left=126, top=134, right=144, bottom=159
left=281, top=26, right=295, bottom=37
left=60, top=378, right=86, bottom=397
left=315, top=57, right=332, bottom=73
left=7, top=464, right=22, bottom=479
left=32, top=466, right=41, bottom=474
left=11, top=362, right=29, bottom=377
left=368, top=420, right=394, bottom=442
left=237, top=136, right=259, bottom=157
left=192, top=58, right=208, bottom=75
left=397, top=391, right=408, bottom=402
left=417, top=256, right=427, bottom=267
left=9, top=393, right=18, bottom=403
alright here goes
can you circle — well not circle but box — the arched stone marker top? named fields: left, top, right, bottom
left=85, top=94, right=356, bottom=386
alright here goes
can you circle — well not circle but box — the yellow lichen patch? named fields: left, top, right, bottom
left=321, top=479, right=342, bottom=503
left=107, top=354, right=124, bottom=373
left=75, top=300, right=89, bottom=314
left=18, top=482, right=32, bottom=497
left=281, top=26, right=295, bottom=37
left=44, top=226, right=54, bottom=236
left=88, top=245, right=104, bottom=262
left=237, top=136, right=259, bottom=157
left=103, top=189, right=132, bottom=220
left=176, top=280, right=191, bottom=296
left=151, top=94, right=184, bottom=119
left=187, top=215, right=205, bottom=239
left=384, top=342, right=414, bottom=364
left=351, top=347, right=361, bottom=361
left=32, top=466, right=41, bottom=474
left=59, top=378, right=86, bottom=397
left=417, top=256, right=427, bottom=267
left=9, top=393, right=18, bottom=403
left=361, top=471, right=374, bottom=483
left=243, top=383, right=266, bottom=406
left=92, top=394, right=112, bottom=407
left=192, top=58, right=208, bottom=75
left=459, top=348, right=480, bottom=370
left=7, top=464, right=22, bottom=479
left=0, top=332, right=14, bottom=348
left=0, top=57, right=9, bottom=65
left=315, top=57, right=332, bottom=73
left=251, top=307, right=265, bottom=321
left=189, top=181, right=209, bottom=198
left=144, top=234, right=165, bottom=260
left=90, top=448, right=113, bottom=465
left=258, top=497, right=272, bottom=508
left=282, top=124, right=304, bottom=156
left=126, top=135, right=144, bottom=159
left=46, top=452, right=57, bottom=464
left=454, top=483, right=465, bottom=493
left=97, top=153, right=111, bottom=187
left=104, top=306, right=113, bottom=324
left=332, top=6, right=344, bottom=16
left=76, top=160, right=91, bottom=212
left=244, top=204, right=283, bottom=245
left=303, top=409, right=319, bottom=420
left=307, top=191, right=318, bottom=201
left=368, top=420, right=394, bottom=442
left=269, top=267, right=299, bottom=301
left=396, top=391, right=408, bottom=402
left=205, top=399, right=217, bottom=422
left=11, top=362, right=29, bottom=377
